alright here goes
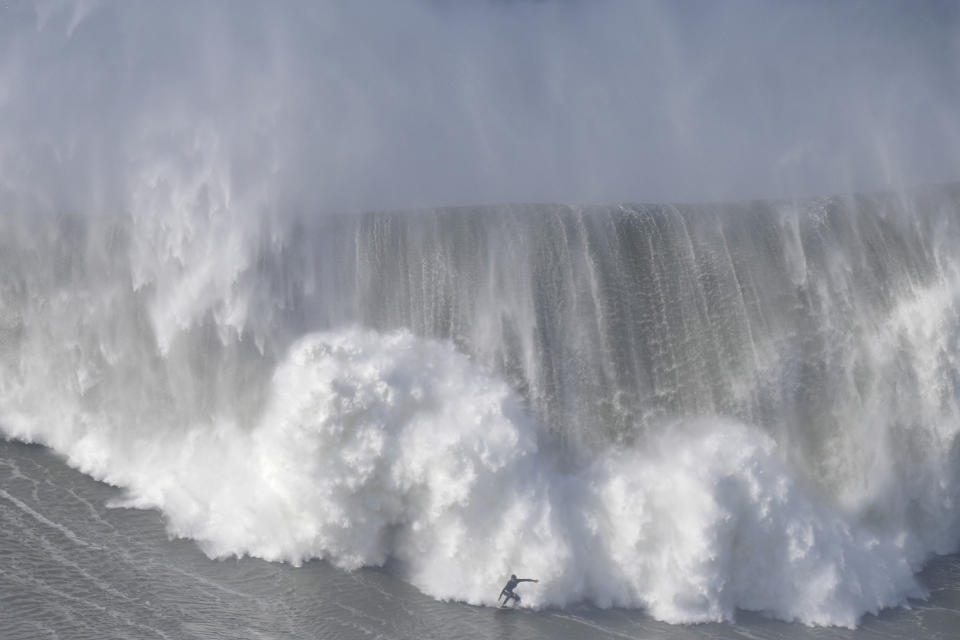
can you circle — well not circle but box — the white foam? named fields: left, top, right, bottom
left=2, top=326, right=935, bottom=626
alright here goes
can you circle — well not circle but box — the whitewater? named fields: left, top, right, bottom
left=3, top=187, right=960, bottom=629
left=3, top=1, right=960, bottom=637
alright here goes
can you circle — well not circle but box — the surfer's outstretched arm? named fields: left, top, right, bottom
left=498, top=574, right=539, bottom=606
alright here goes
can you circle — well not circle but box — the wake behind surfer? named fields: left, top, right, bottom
left=498, top=574, right=538, bottom=607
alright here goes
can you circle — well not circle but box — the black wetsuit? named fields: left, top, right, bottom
left=499, top=577, right=536, bottom=605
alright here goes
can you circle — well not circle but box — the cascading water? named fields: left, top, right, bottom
left=2, top=184, right=960, bottom=626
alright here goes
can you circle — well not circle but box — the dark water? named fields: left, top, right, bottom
left=2, top=439, right=959, bottom=640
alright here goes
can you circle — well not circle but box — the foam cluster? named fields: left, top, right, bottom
left=5, top=327, right=927, bottom=626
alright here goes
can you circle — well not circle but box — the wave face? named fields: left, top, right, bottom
left=3, top=185, right=960, bottom=626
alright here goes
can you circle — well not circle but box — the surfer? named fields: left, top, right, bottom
left=498, top=574, right=538, bottom=607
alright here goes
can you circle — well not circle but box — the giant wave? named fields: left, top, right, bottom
left=3, top=0, right=960, bottom=630
left=2, top=186, right=960, bottom=626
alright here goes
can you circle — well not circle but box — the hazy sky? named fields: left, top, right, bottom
left=1, top=0, right=958, bottom=213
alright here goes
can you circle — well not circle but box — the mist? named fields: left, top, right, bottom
left=1, top=0, right=958, bottom=213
